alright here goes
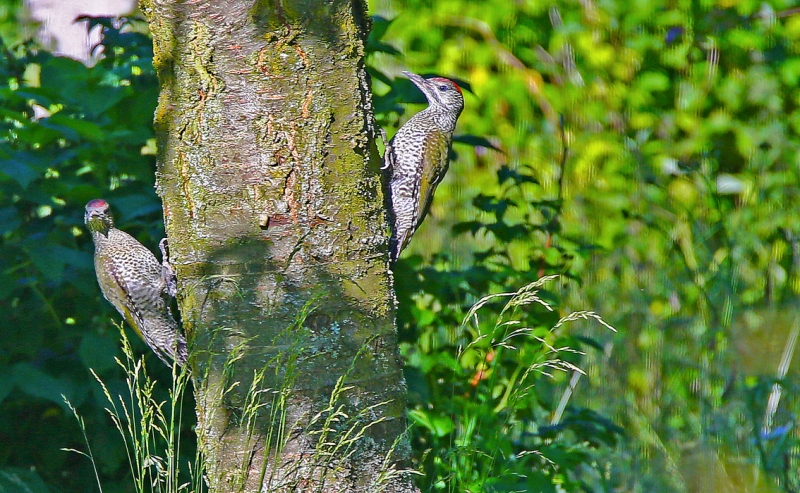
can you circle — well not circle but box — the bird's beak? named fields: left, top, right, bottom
left=402, top=71, right=427, bottom=90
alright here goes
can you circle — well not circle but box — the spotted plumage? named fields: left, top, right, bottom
left=385, top=71, right=464, bottom=261
left=85, top=199, right=187, bottom=366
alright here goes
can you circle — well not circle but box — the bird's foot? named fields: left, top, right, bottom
left=379, top=128, right=392, bottom=170
left=159, top=238, right=178, bottom=297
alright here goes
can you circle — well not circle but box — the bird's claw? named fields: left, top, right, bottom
left=379, top=128, right=392, bottom=170
left=159, top=238, right=178, bottom=298
left=158, top=238, right=168, bottom=256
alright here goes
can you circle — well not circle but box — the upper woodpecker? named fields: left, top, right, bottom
left=84, top=199, right=187, bottom=366
left=385, top=71, right=464, bottom=261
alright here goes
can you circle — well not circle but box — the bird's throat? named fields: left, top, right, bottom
left=87, top=219, right=110, bottom=237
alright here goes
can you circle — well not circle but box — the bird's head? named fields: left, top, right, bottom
left=85, top=199, right=114, bottom=235
left=404, top=71, right=464, bottom=117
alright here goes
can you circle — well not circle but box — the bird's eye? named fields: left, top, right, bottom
left=438, top=85, right=449, bottom=91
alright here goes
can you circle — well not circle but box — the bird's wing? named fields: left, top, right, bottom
left=392, top=132, right=451, bottom=256
left=95, top=253, right=148, bottom=342
left=98, top=255, right=176, bottom=365
left=414, top=131, right=451, bottom=231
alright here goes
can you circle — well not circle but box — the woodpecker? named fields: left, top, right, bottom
left=385, top=71, right=464, bottom=261
left=85, top=199, right=188, bottom=367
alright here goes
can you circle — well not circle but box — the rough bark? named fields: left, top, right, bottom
left=140, top=1, right=414, bottom=491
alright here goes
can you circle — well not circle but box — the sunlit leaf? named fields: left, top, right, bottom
left=0, top=468, right=52, bottom=493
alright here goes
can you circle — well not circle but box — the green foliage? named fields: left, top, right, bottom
left=402, top=279, right=619, bottom=491
left=0, top=467, right=52, bottom=493
left=369, top=16, right=622, bottom=491
left=0, top=0, right=24, bottom=47
left=0, top=18, right=194, bottom=492
left=373, top=0, right=800, bottom=490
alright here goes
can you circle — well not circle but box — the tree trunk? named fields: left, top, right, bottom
left=140, top=1, right=415, bottom=491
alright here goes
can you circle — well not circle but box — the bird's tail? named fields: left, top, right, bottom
left=141, top=319, right=188, bottom=368
left=174, top=335, right=188, bottom=366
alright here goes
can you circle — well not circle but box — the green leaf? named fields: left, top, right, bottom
left=366, top=41, right=400, bottom=56
left=367, top=66, right=393, bottom=87
left=39, top=56, right=89, bottom=100
left=78, top=333, right=118, bottom=373
left=0, top=152, right=42, bottom=188
left=453, top=134, right=503, bottom=152
left=0, top=366, right=13, bottom=405
left=369, top=15, right=394, bottom=43
left=80, top=84, right=129, bottom=117
left=113, top=193, right=162, bottom=222
left=497, top=165, right=538, bottom=185
left=0, top=206, right=21, bottom=234
left=0, top=280, right=13, bottom=302
left=0, top=468, right=53, bottom=493
left=11, top=362, right=86, bottom=408
left=408, top=409, right=454, bottom=437
left=23, top=243, right=93, bottom=282
left=40, top=114, right=105, bottom=141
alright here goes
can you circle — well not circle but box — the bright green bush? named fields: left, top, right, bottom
left=377, top=0, right=800, bottom=490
